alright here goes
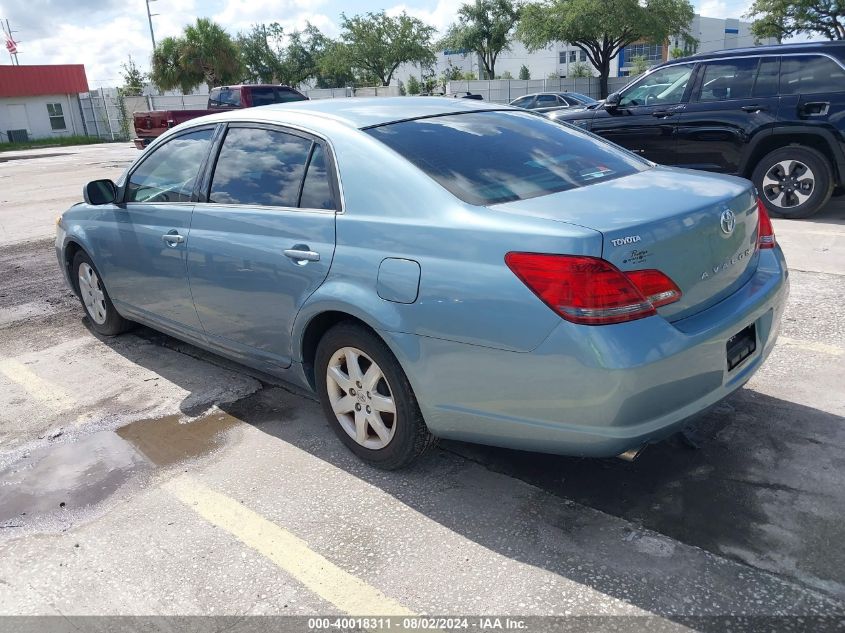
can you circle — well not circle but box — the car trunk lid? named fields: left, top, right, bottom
left=493, top=167, right=760, bottom=321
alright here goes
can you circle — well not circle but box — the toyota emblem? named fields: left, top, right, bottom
left=720, top=209, right=736, bottom=235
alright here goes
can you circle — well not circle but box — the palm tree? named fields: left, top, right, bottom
left=150, top=18, right=242, bottom=93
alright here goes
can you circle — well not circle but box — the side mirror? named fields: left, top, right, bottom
left=605, top=92, right=621, bottom=109
left=83, top=179, right=117, bottom=205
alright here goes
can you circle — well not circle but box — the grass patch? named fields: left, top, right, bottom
left=0, top=135, right=120, bottom=153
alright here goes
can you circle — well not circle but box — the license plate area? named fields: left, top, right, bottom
left=726, top=323, right=756, bottom=371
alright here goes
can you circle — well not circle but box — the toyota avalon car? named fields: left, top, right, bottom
left=56, top=97, right=788, bottom=469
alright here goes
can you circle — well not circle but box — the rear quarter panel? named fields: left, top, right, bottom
left=294, top=129, right=604, bottom=355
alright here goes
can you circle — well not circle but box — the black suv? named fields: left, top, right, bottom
left=549, top=42, right=845, bottom=218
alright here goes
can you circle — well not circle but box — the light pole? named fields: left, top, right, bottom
left=146, top=0, right=158, bottom=50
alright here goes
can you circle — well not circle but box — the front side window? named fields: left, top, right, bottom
left=47, top=103, right=66, bottom=130
left=366, top=110, right=647, bottom=206
left=209, top=127, right=312, bottom=207
left=781, top=55, right=845, bottom=94
left=619, top=63, right=693, bottom=107
left=535, top=94, right=558, bottom=106
left=126, top=128, right=213, bottom=203
left=511, top=96, right=533, bottom=108
left=697, top=58, right=758, bottom=102
left=753, top=57, right=780, bottom=97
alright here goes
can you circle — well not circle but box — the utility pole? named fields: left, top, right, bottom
left=2, top=18, right=20, bottom=65
left=145, top=0, right=157, bottom=50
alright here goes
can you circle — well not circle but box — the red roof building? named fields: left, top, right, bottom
left=0, top=64, right=90, bottom=142
left=0, top=64, right=89, bottom=98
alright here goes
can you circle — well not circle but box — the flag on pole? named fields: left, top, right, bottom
left=5, top=36, right=16, bottom=54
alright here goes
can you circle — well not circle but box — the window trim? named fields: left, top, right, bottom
left=120, top=124, right=220, bottom=206
left=199, top=121, right=343, bottom=214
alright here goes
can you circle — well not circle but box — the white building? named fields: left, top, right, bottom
left=399, top=14, right=776, bottom=86
left=0, top=64, right=89, bottom=142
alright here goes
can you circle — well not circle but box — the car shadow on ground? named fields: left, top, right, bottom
left=84, top=316, right=845, bottom=616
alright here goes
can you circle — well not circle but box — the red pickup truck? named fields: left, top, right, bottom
left=132, top=84, right=308, bottom=149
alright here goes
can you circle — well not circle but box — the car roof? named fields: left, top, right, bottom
left=191, top=96, right=507, bottom=130
left=661, top=40, right=845, bottom=66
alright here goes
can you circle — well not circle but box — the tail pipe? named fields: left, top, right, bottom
left=617, top=445, right=647, bottom=462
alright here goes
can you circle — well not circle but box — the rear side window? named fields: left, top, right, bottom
left=299, top=145, right=336, bottom=210
left=126, top=128, right=213, bottom=203
left=697, top=59, right=758, bottom=101
left=366, top=110, right=647, bottom=206
left=781, top=55, right=845, bottom=94
left=209, top=127, right=311, bottom=207
left=535, top=94, right=558, bottom=107
left=249, top=87, right=278, bottom=106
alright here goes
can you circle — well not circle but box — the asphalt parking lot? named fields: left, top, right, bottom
left=0, top=142, right=844, bottom=626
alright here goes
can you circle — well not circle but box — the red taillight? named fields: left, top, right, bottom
left=757, top=198, right=776, bottom=249
left=505, top=253, right=682, bottom=325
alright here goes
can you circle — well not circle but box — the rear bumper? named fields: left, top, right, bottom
left=384, top=246, right=789, bottom=457
left=132, top=137, right=152, bottom=150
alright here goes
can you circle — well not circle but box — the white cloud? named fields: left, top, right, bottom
left=385, top=0, right=459, bottom=35
left=697, top=0, right=752, bottom=18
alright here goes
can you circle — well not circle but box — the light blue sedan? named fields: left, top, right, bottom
left=56, top=97, right=788, bottom=469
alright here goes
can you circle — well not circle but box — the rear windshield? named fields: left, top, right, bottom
left=366, top=110, right=647, bottom=205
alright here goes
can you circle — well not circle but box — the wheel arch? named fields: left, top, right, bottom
left=62, top=239, right=87, bottom=295
left=742, top=130, right=843, bottom=186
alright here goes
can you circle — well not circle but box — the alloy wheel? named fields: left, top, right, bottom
left=325, top=346, right=397, bottom=450
left=77, top=262, right=108, bottom=325
left=761, top=159, right=816, bottom=209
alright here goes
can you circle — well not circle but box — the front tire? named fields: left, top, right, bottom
left=71, top=251, right=132, bottom=336
left=752, top=146, right=833, bottom=219
left=315, top=323, right=434, bottom=470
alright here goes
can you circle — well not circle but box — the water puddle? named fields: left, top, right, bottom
left=0, top=410, right=240, bottom=527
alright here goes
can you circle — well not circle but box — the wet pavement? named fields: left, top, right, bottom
left=0, top=410, right=240, bottom=528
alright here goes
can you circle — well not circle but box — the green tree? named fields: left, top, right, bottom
left=151, top=36, right=201, bottom=94
left=151, top=18, right=242, bottom=93
left=462, top=70, right=478, bottom=80
left=499, top=70, right=514, bottom=79
left=746, top=0, right=844, bottom=41
left=120, top=55, right=146, bottom=96
left=570, top=61, right=592, bottom=78
left=237, top=23, right=285, bottom=83
left=335, top=11, right=436, bottom=86
left=631, top=55, right=650, bottom=75
left=283, top=24, right=333, bottom=86
left=407, top=75, right=421, bottom=94
left=182, top=18, right=243, bottom=88
left=440, top=0, right=521, bottom=80
left=518, top=0, right=694, bottom=97
left=518, top=64, right=530, bottom=79
left=670, top=46, right=685, bottom=59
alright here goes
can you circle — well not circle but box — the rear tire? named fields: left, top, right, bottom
left=71, top=251, right=132, bottom=336
left=752, top=146, right=833, bottom=219
left=315, top=322, right=434, bottom=470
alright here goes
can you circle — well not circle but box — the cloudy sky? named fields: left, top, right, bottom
left=0, top=0, right=753, bottom=88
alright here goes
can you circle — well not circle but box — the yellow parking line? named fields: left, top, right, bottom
left=778, top=336, right=843, bottom=356
left=0, top=358, right=75, bottom=411
left=163, top=475, right=415, bottom=616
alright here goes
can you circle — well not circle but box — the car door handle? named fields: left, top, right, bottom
left=798, top=101, right=830, bottom=117
left=741, top=104, right=767, bottom=113
left=651, top=110, right=674, bottom=118
left=284, top=247, right=320, bottom=263
left=162, top=232, right=185, bottom=247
